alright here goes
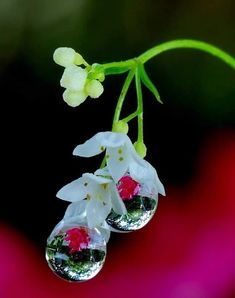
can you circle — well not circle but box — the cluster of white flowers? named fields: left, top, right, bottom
left=57, top=131, right=165, bottom=230
left=53, top=47, right=104, bottom=107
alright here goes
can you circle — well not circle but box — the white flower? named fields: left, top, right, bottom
left=73, top=132, right=165, bottom=198
left=57, top=173, right=126, bottom=228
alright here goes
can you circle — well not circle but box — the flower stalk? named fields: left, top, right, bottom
left=135, top=66, right=144, bottom=144
left=111, top=68, right=136, bottom=129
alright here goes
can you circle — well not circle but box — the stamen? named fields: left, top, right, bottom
left=118, top=148, right=122, bottom=154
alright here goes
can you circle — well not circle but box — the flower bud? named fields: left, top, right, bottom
left=112, top=121, right=129, bottom=134
left=60, top=65, right=87, bottom=91
left=53, top=47, right=76, bottom=67
left=134, top=141, right=147, bottom=158
left=74, top=52, right=85, bottom=65
left=95, top=72, right=105, bottom=82
left=63, top=89, right=87, bottom=107
left=85, top=80, right=104, bottom=98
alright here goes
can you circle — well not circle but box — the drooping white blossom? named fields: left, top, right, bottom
left=73, top=132, right=165, bottom=199
left=57, top=173, right=126, bottom=228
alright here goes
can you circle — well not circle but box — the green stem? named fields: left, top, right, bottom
left=105, top=38, right=235, bottom=134
left=135, top=66, right=144, bottom=143
left=112, top=68, right=136, bottom=129
left=138, top=39, right=235, bottom=69
left=100, top=155, right=106, bottom=169
left=103, top=59, right=136, bottom=75
left=122, top=110, right=139, bottom=123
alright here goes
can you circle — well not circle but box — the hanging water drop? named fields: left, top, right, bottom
left=46, top=221, right=106, bottom=282
left=106, top=175, right=158, bottom=231
left=106, top=195, right=157, bottom=231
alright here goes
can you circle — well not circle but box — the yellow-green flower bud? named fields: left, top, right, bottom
left=95, top=72, right=105, bottom=82
left=85, top=80, right=104, bottom=98
left=112, top=121, right=129, bottom=134
left=63, top=89, right=87, bottom=107
left=53, top=47, right=76, bottom=67
left=134, top=141, right=147, bottom=158
left=74, top=52, right=85, bottom=65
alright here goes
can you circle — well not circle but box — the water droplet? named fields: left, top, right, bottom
left=46, top=221, right=106, bottom=282
left=106, top=195, right=158, bottom=231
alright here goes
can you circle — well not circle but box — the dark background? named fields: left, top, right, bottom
left=1, top=1, right=235, bottom=297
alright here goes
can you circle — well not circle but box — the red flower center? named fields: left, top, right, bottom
left=65, top=227, right=90, bottom=254
left=118, top=175, right=140, bottom=200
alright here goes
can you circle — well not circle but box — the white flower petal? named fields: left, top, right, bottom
left=86, top=199, right=111, bottom=228
left=73, top=132, right=128, bottom=157
left=146, top=162, right=165, bottom=196
left=63, top=201, right=87, bottom=220
left=129, top=158, right=150, bottom=182
left=60, top=65, right=87, bottom=91
left=110, top=183, right=127, bottom=215
left=95, top=132, right=127, bottom=148
left=73, top=135, right=104, bottom=157
left=83, top=173, right=112, bottom=184
left=94, top=167, right=110, bottom=177
left=106, top=144, right=130, bottom=182
left=129, top=158, right=165, bottom=197
left=56, top=177, right=88, bottom=202
left=154, top=173, right=165, bottom=196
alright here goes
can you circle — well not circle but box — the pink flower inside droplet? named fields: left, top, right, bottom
left=118, top=175, right=141, bottom=200
left=65, top=227, right=90, bottom=254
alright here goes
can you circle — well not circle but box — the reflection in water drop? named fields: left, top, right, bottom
left=46, top=224, right=106, bottom=282
left=106, top=195, right=157, bottom=231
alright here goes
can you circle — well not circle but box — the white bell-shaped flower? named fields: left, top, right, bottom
left=73, top=132, right=165, bottom=198
left=57, top=173, right=126, bottom=228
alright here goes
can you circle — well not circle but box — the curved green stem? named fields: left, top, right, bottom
left=135, top=66, right=144, bottom=143
left=107, top=39, right=235, bottom=141
left=103, top=59, right=136, bottom=75
left=138, top=39, right=235, bottom=69
left=112, top=68, right=136, bottom=129
left=122, top=110, right=139, bottom=123
left=100, top=155, right=106, bottom=169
